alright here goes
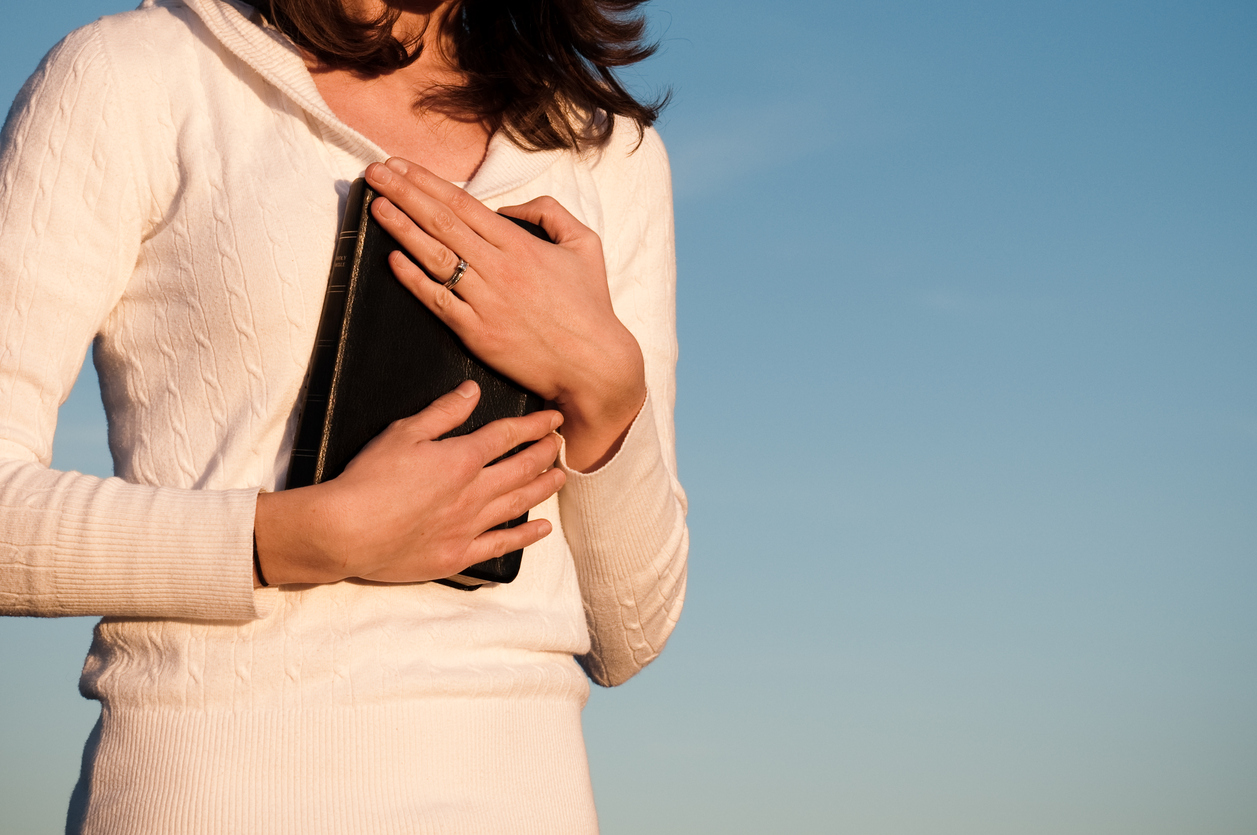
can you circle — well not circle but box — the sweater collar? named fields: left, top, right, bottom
left=161, top=0, right=565, bottom=199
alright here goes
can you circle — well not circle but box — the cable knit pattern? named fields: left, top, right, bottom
left=0, top=0, right=687, bottom=831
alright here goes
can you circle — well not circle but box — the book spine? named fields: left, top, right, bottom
left=285, top=178, right=369, bottom=489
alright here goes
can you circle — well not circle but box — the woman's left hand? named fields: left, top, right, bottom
left=365, top=158, right=646, bottom=472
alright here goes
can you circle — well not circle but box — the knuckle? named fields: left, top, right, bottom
left=534, top=436, right=560, bottom=467
left=451, top=450, right=482, bottom=481
left=414, top=404, right=455, bottom=432
left=435, top=548, right=465, bottom=578
left=389, top=177, right=417, bottom=203
left=433, top=247, right=458, bottom=274
left=412, top=166, right=437, bottom=190
left=500, top=422, right=523, bottom=452
left=432, top=287, right=456, bottom=313
left=431, top=209, right=459, bottom=234
left=395, top=416, right=428, bottom=439
left=429, top=393, right=461, bottom=414
left=430, top=406, right=461, bottom=430
left=447, top=189, right=474, bottom=214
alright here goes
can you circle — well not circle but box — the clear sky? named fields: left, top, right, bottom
left=2, top=2, right=1255, bottom=834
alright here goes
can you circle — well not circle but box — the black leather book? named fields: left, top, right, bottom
left=286, top=178, right=545, bottom=589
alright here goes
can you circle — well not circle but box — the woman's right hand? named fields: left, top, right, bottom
left=253, top=380, right=565, bottom=586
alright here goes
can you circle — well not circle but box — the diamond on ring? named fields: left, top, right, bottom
left=444, top=259, right=469, bottom=290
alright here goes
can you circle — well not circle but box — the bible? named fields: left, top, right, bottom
left=285, top=177, right=546, bottom=589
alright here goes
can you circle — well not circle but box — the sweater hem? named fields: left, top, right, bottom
left=72, top=697, right=598, bottom=834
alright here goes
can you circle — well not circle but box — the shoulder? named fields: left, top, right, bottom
left=0, top=2, right=209, bottom=208
left=6, top=1, right=225, bottom=133
left=589, top=116, right=670, bottom=176
left=574, top=117, right=675, bottom=284
left=47, top=1, right=201, bottom=55
left=81, top=1, right=207, bottom=77
left=584, top=115, right=673, bottom=207
left=7, top=1, right=202, bottom=108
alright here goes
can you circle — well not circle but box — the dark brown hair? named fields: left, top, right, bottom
left=259, top=0, right=668, bottom=151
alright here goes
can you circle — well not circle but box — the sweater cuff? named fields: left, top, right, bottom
left=555, top=391, right=684, bottom=581
left=2, top=466, right=277, bottom=621
left=54, top=479, right=273, bottom=620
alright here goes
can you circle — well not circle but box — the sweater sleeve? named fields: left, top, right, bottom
left=558, top=126, right=689, bottom=686
left=0, top=26, right=268, bottom=621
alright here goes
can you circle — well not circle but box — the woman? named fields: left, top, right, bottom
left=0, top=0, right=686, bottom=831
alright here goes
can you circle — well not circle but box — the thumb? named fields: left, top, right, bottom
left=498, top=196, right=588, bottom=248
left=402, top=380, right=480, bottom=440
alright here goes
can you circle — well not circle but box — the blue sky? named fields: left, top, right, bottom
left=2, top=2, right=1255, bottom=833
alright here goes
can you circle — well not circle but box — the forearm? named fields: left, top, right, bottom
left=558, top=392, right=688, bottom=686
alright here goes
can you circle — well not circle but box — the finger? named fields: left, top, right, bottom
left=497, top=196, right=595, bottom=249
left=397, top=380, right=480, bottom=440
left=371, top=197, right=471, bottom=289
left=480, top=432, right=563, bottom=492
left=476, top=466, right=565, bottom=532
left=372, top=158, right=510, bottom=245
left=462, top=410, right=564, bottom=466
left=463, top=517, right=555, bottom=566
left=388, top=249, right=477, bottom=329
left=366, top=160, right=497, bottom=264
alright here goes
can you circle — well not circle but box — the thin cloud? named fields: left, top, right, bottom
left=663, top=91, right=870, bottom=200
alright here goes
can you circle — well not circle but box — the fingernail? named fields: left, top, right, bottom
left=374, top=198, right=396, bottom=218
left=455, top=380, right=477, bottom=398
left=385, top=157, right=410, bottom=175
left=550, top=412, right=563, bottom=430
left=367, top=163, right=392, bottom=185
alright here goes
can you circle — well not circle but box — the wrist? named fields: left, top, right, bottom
left=254, top=487, right=349, bottom=587
left=556, top=353, right=646, bottom=473
left=555, top=331, right=645, bottom=429
left=559, top=380, right=645, bottom=441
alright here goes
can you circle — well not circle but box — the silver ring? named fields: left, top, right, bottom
left=443, top=259, right=469, bottom=290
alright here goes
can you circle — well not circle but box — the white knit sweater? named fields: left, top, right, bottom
left=0, top=0, right=687, bottom=831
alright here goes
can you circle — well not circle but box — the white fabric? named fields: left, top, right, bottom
left=0, top=0, right=687, bottom=831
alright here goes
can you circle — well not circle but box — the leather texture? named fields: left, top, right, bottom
left=287, top=179, right=545, bottom=587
